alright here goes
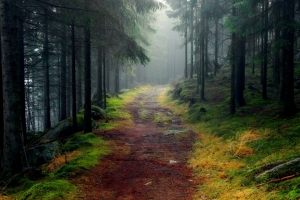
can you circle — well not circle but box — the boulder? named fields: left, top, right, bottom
left=79, top=105, right=106, bottom=120
left=38, top=114, right=98, bottom=144
left=25, top=141, right=62, bottom=167
left=164, top=129, right=191, bottom=136
left=38, top=119, right=73, bottom=143
left=119, top=89, right=130, bottom=94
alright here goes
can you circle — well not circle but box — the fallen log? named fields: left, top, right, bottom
left=256, top=174, right=298, bottom=188
left=256, top=158, right=300, bottom=182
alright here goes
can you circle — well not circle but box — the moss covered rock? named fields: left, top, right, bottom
left=26, top=141, right=62, bottom=168
left=79, top=105, right=106, bottom=120
left=38, top=114, right=98, bottom=144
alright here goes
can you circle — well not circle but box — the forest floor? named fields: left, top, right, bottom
left=72, top=87, right=198, bottom=199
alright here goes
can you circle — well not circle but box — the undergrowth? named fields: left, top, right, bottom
left=159, top=76, right=300, bottom=200
left=100, top=86, right=150, bottom=131
left=4, top=87, right=147, bottom=200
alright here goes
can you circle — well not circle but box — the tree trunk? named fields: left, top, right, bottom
left=262, top=0, right=268, bottom=99
left=103, top=47, right=107, bottom=109
left=273, top=0, right=280, bottom=94
left=115, top=63, right=120, bottom=93
left=1, top=0, right=24, bottom=175
left=230, top=3, right=236, bottom=114
left=44, top=10, right=51, bottom=130
left=184, top=0, right=188, bottom=79
left=190, top=1, right=194, bottom=79
left=71, top=19, right=77, bottom=134
left=235, top=35, right=246, bottom=107
left=200, top=0, right=205, bottom=101
left=18, top=0, right=26, bottom=143
left=84, top=10, right=92, bottom=133
left=97, top=47, right=103, bottom=107
left=0, top=26, right=3, bottom=177
left=76, top=47, right=83, bottom=112
left=66, top=56, right=71, bottom=117
left=252, top=33, right=256, bottom=75
left=60, top=24, right=67, bottom=121
left=214, top=17, right=219, bottom=76
left=283, top=0, right=296, bottom=115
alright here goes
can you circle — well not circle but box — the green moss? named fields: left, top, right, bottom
left=18, top=180, right=76, bottom=200
left=277, top=177, right=300, bottom=200
left=63, top=133, right=94, bottom=151
left=55, top=133, right=110, bottom=178
left=153, top=112, right=171, bottom=124
left=138, top=109, right=151, bottom=120
left=99, top=122, right=115, bottom=130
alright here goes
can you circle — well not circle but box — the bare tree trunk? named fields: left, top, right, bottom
left=214, top=17, right=219, bottom=76
left=230, top=2, right=236, bottom=114
left=200, top=0, right=205, bottom=100
left=283, top=0, right=296, bottom=115
left=71, top=19, right=77, bottom=133
left=18, top=0, right=26, bottom=143
left=44, top=10, right=51, bottom=130
left=1, top=0, right=24, bottom=175
left=97, top=47, right=103, bottom=107
left=115, top=64, right=120, bottom=94
left=184, top=0, right=188, bottom=78
left=84, top=6, right=92, bottom=133
left=103, top=47, right=107, bottom=109
left=190, top=1, right=194, bottom=79
left=76, top=47, right=83, bottom=111
left=60, top=24, right=67, bottom=121
left=235, top=35, right=246, bottom=107
left=262, top=0, right=268, bottom=99
left=252, top=33, right=256, bottom=75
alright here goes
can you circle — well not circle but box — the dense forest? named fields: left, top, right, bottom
left=166, top=0, right=299, bottom=115
left=1, top=0, right=300, bottom=198
left=1, top=0, right=164, bottom=177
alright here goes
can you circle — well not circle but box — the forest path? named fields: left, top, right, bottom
left=74, top=87, right=197, bottom=199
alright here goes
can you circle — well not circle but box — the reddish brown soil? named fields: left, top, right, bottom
left=73, top=87, right=197, bottom=200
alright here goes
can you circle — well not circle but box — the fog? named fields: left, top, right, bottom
left=139, top=5, right=185, bottom=85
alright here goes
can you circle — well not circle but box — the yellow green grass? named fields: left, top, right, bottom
left=5, top=87, right=148, bottom=200
left=159, top=86, right=300, bottom=200
left=99, top=86, right=150, bottom=131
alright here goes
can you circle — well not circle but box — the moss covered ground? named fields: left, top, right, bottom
left=2, top=87, right=149, bottom=200
left=159, top=67, right=300, bottom=199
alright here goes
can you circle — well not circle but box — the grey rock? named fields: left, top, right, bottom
left=163, top=129, right=190, bottom=136
left=26, top=141, right=62, bottom=167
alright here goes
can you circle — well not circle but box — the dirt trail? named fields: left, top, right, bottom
left=75, top=87, right=197, bottom=199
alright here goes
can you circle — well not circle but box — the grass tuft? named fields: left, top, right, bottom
left=161, top=77, right=300, bottom=199
left=18, top=180, right=76, bottom=200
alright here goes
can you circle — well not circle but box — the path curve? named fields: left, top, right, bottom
left=74, top=87, right=197, bottom=199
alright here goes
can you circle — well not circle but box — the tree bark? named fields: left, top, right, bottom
left=60, top=24, right=67, bottom=121
left=84, top=8, right=92, bottom=133
left=1, top=0, right=24, bottom=175
left=262, top=0, right=268, bottom=99
left=18, top=0, right=26, bottom=143
left=283, top=0, right=296, bottom=115
left=200, top=0, right=205, bottom=101
left=103, top=47, right=107, bottom=109
left=190, top=1, right=194, bottom=79
left=71, top=19, right=77, bottom=134
left=76, top=47, right=83, bottom=112
left=235, top=35, right=246, bottom=107
left=97, top=47, right=103, bottom=107
left=43, top=10, right=51, bottom=130
left=184, top=0, right=188, bottom=79
left=115, top=64, right=120, bottom=94
left=214, top=17, right=219, bottom=76
left=230, top=2, right=236, bottom=114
